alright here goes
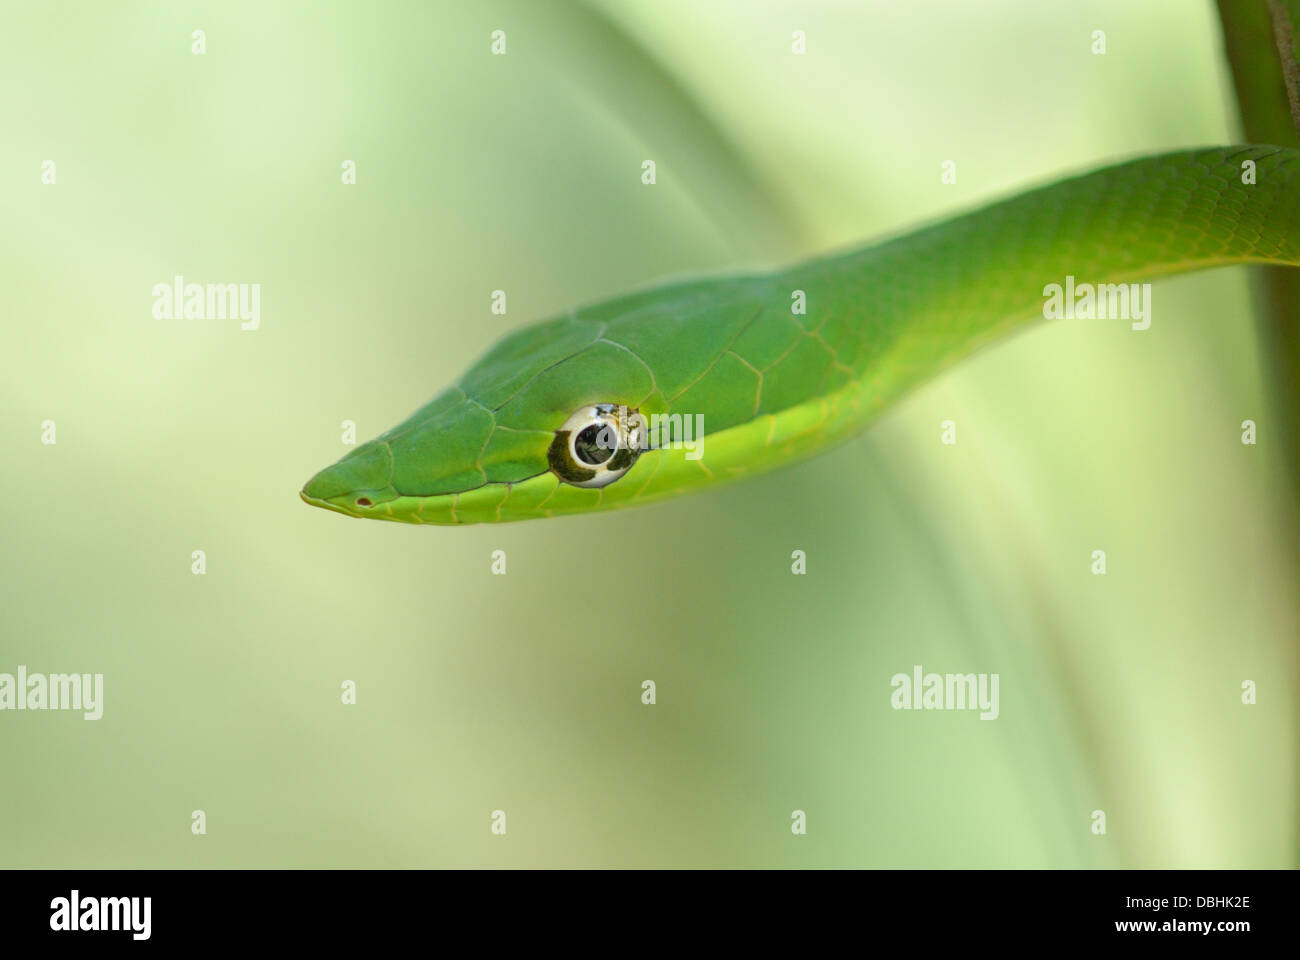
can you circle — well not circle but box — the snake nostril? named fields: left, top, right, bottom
left=356, top=498, right=372, bottom=507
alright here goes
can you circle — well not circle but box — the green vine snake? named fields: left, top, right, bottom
left=300, top=145, right=1300, bottom=525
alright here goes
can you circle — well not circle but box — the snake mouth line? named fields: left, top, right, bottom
left=299, top=489, right=364, bottom=518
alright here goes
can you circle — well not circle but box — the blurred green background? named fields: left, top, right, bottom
left=1, top=0, right=1293, bottom=868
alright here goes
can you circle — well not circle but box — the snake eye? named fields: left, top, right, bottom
left=573, top=423, right=616, bottom=465
left=548, top=404, right=644, bottom=488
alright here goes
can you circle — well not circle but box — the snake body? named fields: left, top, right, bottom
left=301, top=146, right=1300, bottom=524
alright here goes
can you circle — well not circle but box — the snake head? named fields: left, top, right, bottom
left=299, top=392, right=649, bottom=524
left=300, top=278, right=821, bottom=524
left=299, top=312, right=668, bottom=524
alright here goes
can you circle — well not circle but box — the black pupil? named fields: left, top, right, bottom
left=574, top=424, right=615, bottom=465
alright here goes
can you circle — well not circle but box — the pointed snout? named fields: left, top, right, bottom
left=299, top=440, right=396, bottom=518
